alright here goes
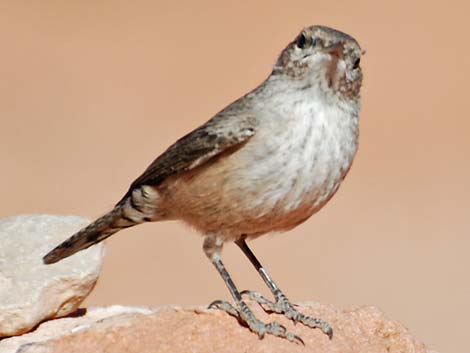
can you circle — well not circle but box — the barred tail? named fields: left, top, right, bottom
left=43, top=204, right=137, bottom=264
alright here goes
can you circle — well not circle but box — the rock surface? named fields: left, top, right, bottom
left=0, top=214, right=104, bottom=337
left=0, top=303, right=435, bottom=353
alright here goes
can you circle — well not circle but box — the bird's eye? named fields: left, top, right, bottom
left=296, top=33, right=316, bottom=49
left=353, top=58, right=361, bottom=69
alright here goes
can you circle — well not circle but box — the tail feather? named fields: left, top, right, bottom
left=43, top=205, right=134, bottom=264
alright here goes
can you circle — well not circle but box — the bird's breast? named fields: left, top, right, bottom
left=238, top=102, right=358, bottom=227
left=164, top=100, right=359, bottom=239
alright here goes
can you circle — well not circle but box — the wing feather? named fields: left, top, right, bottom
left=117, top=112, right=257, bottom=204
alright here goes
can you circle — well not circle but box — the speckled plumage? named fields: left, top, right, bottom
left=44, top=25, right=364, bottom=342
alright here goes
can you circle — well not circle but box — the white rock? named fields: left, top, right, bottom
left=0, top=214, right=104, bottom=337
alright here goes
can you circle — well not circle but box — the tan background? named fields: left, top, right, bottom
left=1, top=1, right=468, bottom=352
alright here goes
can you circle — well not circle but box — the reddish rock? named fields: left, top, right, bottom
left=0, top=303, right=435, bottom=353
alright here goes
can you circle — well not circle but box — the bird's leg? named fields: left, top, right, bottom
left=203, top=235, right=302, bottom=343
left=235, top=236, right=333, bottom=339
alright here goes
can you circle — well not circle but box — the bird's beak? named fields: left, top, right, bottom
left=325, top=42, right=344, bottom=59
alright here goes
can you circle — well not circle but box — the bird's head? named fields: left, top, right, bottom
left=274, top=25, right=364, bottom=100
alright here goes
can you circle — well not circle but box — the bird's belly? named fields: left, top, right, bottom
left=229, top=127, right=355, bottom=236
left=164, top=111, right=358, bottom=239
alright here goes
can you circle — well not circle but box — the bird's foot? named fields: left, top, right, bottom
left=208, top=299, right=304, bottom=344
left=241, top=290, right=333, bottom=339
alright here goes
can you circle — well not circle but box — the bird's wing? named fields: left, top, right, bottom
left=117, top=112, right=257, bottom=204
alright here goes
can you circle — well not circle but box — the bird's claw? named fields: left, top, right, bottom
left=208, top=298, right=304, bottom=344
left=208, top=300, right=240, bottom=317
left=241, top=290, right=333, bottom=339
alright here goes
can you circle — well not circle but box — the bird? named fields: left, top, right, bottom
left=43, top=25, right=363, bottom=343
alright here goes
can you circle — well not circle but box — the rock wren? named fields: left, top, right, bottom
left=44, top=25, right=363, bottom=342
